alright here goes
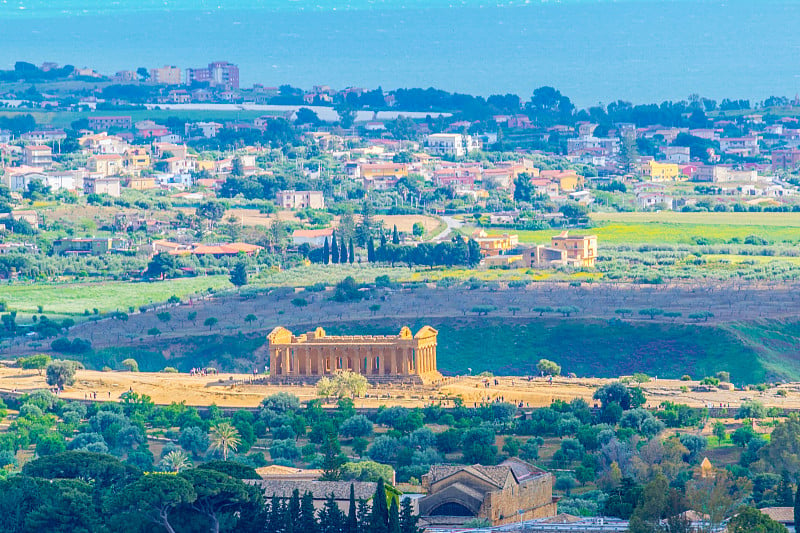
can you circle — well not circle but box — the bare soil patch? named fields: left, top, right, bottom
left=0, top=369, right=796, bottom=411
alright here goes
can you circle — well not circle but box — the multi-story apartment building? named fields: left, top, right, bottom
left=149, top=65, right=181, bottom=85
left=88, top=154, right=124, bottom=177
left=275, top=190, right=325, bottom=210
left=185, top=61, right=239, bottom=89
left=88, top=116, right=133, bottom=131
left=23, top=145, right=52, bottom=167
left=425, top=133, right=480, bottom=157
left=549, top=231, right=598, bottom=267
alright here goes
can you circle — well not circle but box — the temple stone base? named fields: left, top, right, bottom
left=268, top=371, right=443, bottom=387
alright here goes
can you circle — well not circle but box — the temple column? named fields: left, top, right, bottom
left=269, top=348, right=276, bottom=375
left=297, top=346, right=308, bottom=376
left=283, top=348, right=290, bottom=376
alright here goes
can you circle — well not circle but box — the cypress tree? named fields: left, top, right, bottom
left=331, top=230, right=340, bottom=263
left=340, top=236, right=348, bottom=264
left=794, top=483, right=800, bottom=529
left=357, top=499, right=371, bottom=533
left=323, top=236, right=330, bottom=265
left=320, top=492, right=346, bottom=533
left=299, top=491, right=319, bottom=533
left=380, top=230, right=387, bottom=248
left=288, top=489, right=301, bottom=532
left=388, top=498, right=400, bottom=533
left=778, top=470, right=794, bottom=506
left=346, top=484, right=358, bottom=533
left=268, top=495, right=283, bottom=533
left=367, top=238, right=375, bottom=263
left=348, top=238, right=355, bottom=264
left=392, top=225, right=400, bottom=245
left=320, top=434, right=344, bottom=481
left=370, top=479, right=389, bottom=533
left=356, top=200, right=375, bottom=246
left=399, top=498, right=421, bottom=533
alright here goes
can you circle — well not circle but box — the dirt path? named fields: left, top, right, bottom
left=0, top=368, right=796, bottom=411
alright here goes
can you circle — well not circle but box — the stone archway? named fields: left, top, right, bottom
left=429, top=502, right=476, bottom=517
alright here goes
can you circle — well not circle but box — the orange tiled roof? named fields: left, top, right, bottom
left=292, top=228, right=334, bottom=238
left=190, top=242, right=262, bottom=255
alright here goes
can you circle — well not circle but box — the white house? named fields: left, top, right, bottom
left=425, top=133, right=480, bottom=157
left=291, top=228, right=334, bottom=247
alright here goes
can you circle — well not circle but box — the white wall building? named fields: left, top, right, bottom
left=425, top=133, right=480, bottom=157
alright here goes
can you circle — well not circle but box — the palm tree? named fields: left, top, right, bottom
left=209, top=422, right=241, bottom=461
left=160, top=450, right=192, bottom=472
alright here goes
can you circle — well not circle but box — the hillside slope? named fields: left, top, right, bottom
left=77, top=318, right=800, bottom=385
left=323, top=318, right=800, bottom=385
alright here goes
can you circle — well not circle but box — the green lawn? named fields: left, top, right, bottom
left=589, top=211, right=800, bottom=227
left=0, top=276, right=231, bottom=315
left=511, top=222, right=800, bottom=246
left=0, top=109, right=282, bottom=129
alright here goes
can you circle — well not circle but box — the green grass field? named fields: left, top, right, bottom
left=512, top=222, right=800, bottom=246
left=0, top=109, right=282, bottom=129
left=0, top=276, right=231, bottom=315
left=589, top=211, right=800, bottom=227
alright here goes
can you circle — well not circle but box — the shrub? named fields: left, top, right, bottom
left=45, top=359, right=83, bottom=389
left=340, top=415, right=374, bottom=439
left=536, top=359, right=561, bottom=377
left=737, top=400, right=766, bottom=420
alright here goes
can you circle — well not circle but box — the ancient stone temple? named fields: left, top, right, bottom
left=267, top=326, right=441, bottom=384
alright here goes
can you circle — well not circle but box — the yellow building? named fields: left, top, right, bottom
left=195, top=160, right=215, bottom=172
left=126, top=176, right=158, bottom=190
left=125, top=148, right=151, bottom=175
left=550, top=231, right=598, bottom=267
left=539, top=170, right=584, bottom=192
left=359, top=163, right=408, bottom=180
left=645, top=161, right=682, bottom=181
left=483, top=254, right=523, bottom=267
left=88, top=154, right=124, bottom=177
left=471, top=229, right=519, bottom=256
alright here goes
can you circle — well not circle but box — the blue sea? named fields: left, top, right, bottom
left=1, top=0, right=799, bottom=107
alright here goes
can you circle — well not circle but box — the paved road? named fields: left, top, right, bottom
left=431, top=215, right=463, bottom=242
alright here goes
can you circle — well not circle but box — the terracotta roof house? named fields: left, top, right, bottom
left=759, top=507, right=795, bottom=530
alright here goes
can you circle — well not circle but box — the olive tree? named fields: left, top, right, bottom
left=46, top=359, right=83, bottom=389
